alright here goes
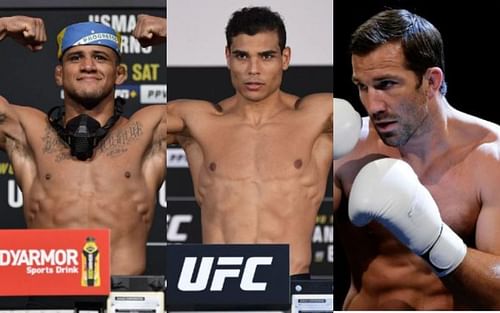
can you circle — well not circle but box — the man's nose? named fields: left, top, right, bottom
left=363, top=88, right=387, bottom=115
left=80, top=57, right=97, bottom=71
left=247, top=57, right=261, bottom=75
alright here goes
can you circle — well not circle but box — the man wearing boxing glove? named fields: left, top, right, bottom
left=334, top=98, right=362, bottom=160
left=334, top=9, right=500, bottom=309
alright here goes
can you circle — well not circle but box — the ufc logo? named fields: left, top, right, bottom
left=177, top=256, right=273, bottom=292
left=166, top=214, right=192, bottom=242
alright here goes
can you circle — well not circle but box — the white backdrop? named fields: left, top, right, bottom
left=167, top=0, right=333, bottom=67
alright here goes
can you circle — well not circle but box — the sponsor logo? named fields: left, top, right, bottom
left=167, top=148, right=188, bottom=168
left=81, top=237, right=100, bottom=287
left=158, top=181, right=167, bottom=208
left=312, top=214, right=333, bottom=265
left=312, top=225, right=333, bottom=244
left=0, top=237, right=105, bottom=280
left=0, top=162, right=14, bottom=175
left=115, top=84, right=139, bottom=100
left=177, top=256, right=273, bottom=292
left=327, top=244, right=333, bottom=263
left=140, top=84, right=166, bottom=104
left=0, top=248, right=79, bottom=276
left=7, top=179, right=22, bottom=209
left=0, top=229, right=110, bottom=295
left=0, top=249, right=78, bottom=267
left=166, top=214, right=193, bottom=242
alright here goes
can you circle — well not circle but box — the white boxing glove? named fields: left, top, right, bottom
left=334, top=98, right=361, bottom=159
left=348, top=158, right=467, bottom=277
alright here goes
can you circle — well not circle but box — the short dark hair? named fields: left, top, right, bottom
left=225, top=6, right=287, bottom=52
left=351, top=9, right=447, bottom=95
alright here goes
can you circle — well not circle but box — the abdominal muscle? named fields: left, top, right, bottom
left=24, top=179, right=155, bottom=275
left=197, top=175, right=323, bottom=275
left=342, top=225, right=454, bottom=310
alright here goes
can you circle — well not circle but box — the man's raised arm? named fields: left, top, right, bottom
left=0, top=16, right=46, bottom=150
left=0, top=16, right=46, bottom=51
left=133, top=14, right=166, bottom=47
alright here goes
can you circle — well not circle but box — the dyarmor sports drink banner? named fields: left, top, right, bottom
left=0, top=228, right=110, bottom=296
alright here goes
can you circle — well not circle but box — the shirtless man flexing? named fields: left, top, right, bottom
left=334, top=9, right=500, bottom=309
left=167, top=7, right=333, bottom=276
left=0, top=14, right=166, bottom=275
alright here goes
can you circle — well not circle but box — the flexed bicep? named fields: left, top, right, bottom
left=0, top=16, right=47, bottom=51
left=0, top=96, right=24, bottom=152
left=133, top=15, right=166, bottom=47
left=166, top=99, right=218, bottom=143
left=0, top=97, right=7, bottom=148
left=166, top=101, right=188, bottom=135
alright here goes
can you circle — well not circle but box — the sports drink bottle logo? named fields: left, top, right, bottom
left=81, top=236, right=100, bottom=287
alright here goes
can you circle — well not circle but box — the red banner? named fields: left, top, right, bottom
left=0, top=229, right=110, bottom=296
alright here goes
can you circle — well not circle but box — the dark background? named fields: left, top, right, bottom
left=0, top=0, right=333, bottom=308
left=0, top=0, right=166, bottom=307
left=333, top=0, right=500, bottom=309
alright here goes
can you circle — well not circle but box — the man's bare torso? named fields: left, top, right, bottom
left=174, top=93, right=333, bottom=275
left=335, top=115, right=499, bottom=309
left=4, top=103, right=166, bottom=275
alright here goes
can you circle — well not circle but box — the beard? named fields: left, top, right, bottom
left=373, top=100, right=430, bottom=148
left=375, top=122, right=414, bottom=147
left=64, top=87, right=113, bottom=110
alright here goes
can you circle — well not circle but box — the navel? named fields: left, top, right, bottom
left=45, top=173, right=51, bottom=180
left=214, top=103, right=223, bottom=113
left=209, top=162, right=217, bottom=172
left=125, top=171, right=131, bottom=178
left=294, top=159, right=303, bottom=169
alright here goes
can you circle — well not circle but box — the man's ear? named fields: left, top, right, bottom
left=425, top=67, right=443, bottom=98
left=282, top=47, right=291, bottom=71
left=225, top=46, right=231, bottom=69
left=54, top=65, right=63, bottom=87
left=115, top=63, right=128, bottom=85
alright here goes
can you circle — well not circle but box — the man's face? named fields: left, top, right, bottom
left=225, top=31, right=290, bottom=102
left=55, top=45, right=124, bottom=109
left=352, top=42, right=430, bottom=147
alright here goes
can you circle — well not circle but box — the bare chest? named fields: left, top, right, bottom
left=23, top=124, right=148, bottom=191
left=189, top=119, right=322, bottom=178
left=340, top=157, right=480, bottom=245
left=423, top=174, right=479, bottom=243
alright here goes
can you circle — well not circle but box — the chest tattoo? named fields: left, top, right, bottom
left=97, top=121, right=144, bottom=157
left=41, top=126, right=72, bottom=162
left=42, top=122, right=144, bottom=161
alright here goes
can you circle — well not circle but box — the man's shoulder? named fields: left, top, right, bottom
left=1, top=99, right=46, bottom=118
left=168, top=98, right=214, bottom=107
left=0, top=95, right=8, bottom=106
left=302, top=92, right=333, bottom=101
left=457, top=113, right=500, bottom=153
left=167, top=98, right=218, bottom=113
left=444, top=115, right=500, bottom=184
left=295, top=92, right=333, bottom=110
